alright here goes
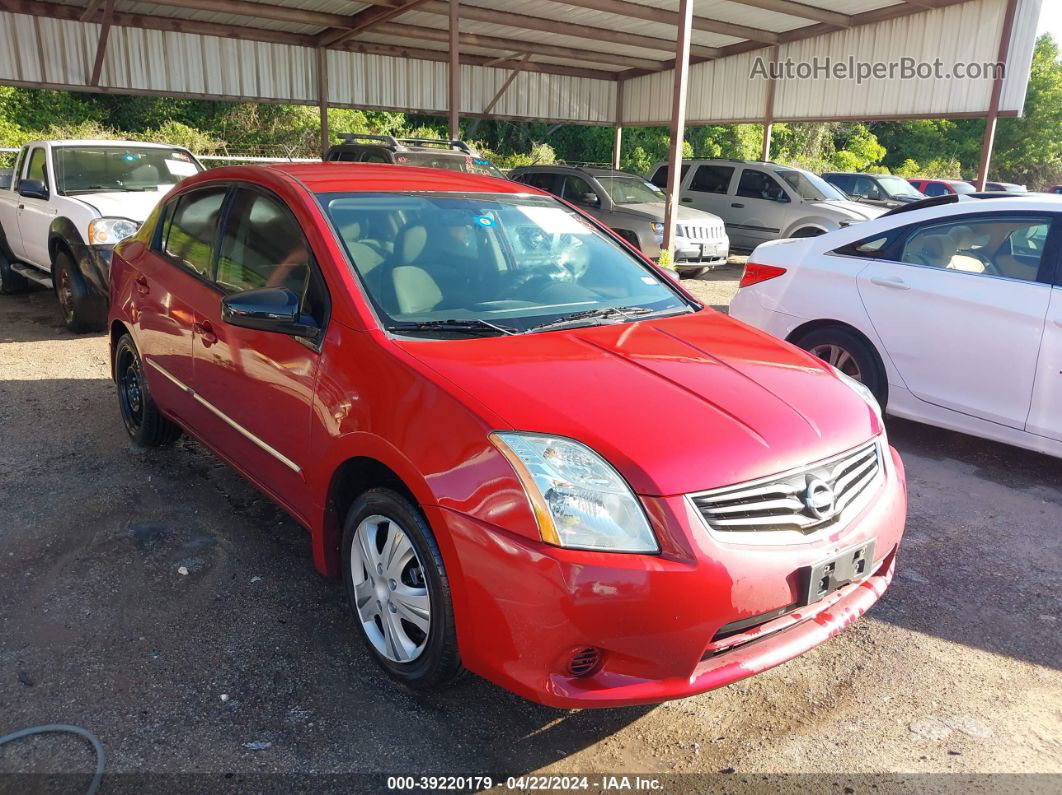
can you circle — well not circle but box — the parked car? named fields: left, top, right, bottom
left=966, top=180, right=1028, bottom=193
left=1050, top=185, right=1062, bottom=195
left=906, top=178, right=976, bottom=197
left=649, top=159, right=883, bottom=251
left=107, top=163, right=906, bottom=707
left=325, top=134, right=505, bottom=179
left=0, top=139, right=204, bottom=331
left=509, top=165, right=729, bottom=276
left=730, top=193, right=1062, bottom=459
left=821, top=172, right=925, bottom=209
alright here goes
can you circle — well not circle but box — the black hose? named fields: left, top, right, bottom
left=0, top=724, right=104, bottom=795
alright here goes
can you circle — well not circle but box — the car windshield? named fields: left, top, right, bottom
left=320, top=192, right=691, bottom=337
left=775, top=169, right=846, bottom=202
left=53, top=146, right=202, bottom=194
left=595, top=175, right=666, bottom=205
left=397, top=151, right=506, bottom=179
left=877, top=175, right=924, bottom=198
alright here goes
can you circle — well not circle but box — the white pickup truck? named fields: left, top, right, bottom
left=0, top=140, right=203, bottom=331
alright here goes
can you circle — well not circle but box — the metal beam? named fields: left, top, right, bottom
left=976, top=0, right=1018, bottom=190
left=761, top=45, right=778, bottom=161
left=371, top=22, right=666, bottom=70
left=317, top=47, right=329, bottom=158
left=612, top=80, right=624, bottom=169
left=546, top=0, right=778, bottom=44
left=317, top=0, right=432, bottom=48
left=79, top=0, right=102, bottom=22
left=481, top=53, right=532, bottom=117
left=88, top=0, right=114, bottom=87
left=724, top=0, right=850, bottom=28
left=448, top=0, right=460, bottom=141
left=662, top=0, right=693, bottom=258
left=416, top=2, right=721, bottom=59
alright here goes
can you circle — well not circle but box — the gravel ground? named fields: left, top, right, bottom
left=1, top=276, right=1060, bottom=792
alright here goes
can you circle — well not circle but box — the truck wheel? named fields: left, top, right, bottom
left=54, top=251, right=106, bottom=333
left=0, top=252, right=28, bottom=295
left=114, top=334, right=182, bottom=447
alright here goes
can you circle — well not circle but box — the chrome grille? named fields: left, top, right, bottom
left=689, top=441, right=883, bottom=538
left=678, top=223, right=725, bottom=241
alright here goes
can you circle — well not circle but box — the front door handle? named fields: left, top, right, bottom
left=194, top=320, right=218, bottom=347
left=134, top=275, right=150, bottom=295
left=870, top=275, right=910, bottom=290
left=17, top=204, right=24, bottom=211
left=731, top=202, right=744, bottom=208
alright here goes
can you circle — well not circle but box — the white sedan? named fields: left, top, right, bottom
left=730, top=194, right=1062, bottom=458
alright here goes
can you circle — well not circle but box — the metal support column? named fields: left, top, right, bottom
left=661, top=0, right=694, bottom=258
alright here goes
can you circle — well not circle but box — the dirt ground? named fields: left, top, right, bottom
left=1, top=270, right=1060, bottom=792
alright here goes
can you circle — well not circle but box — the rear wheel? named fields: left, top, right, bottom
left=114, top=334, right=182, bottom=447
left=54, top=250, right=106, bottom=333
left=795, top=326, right=887, bottom=407
left=342, top=488, right=462, bottom=690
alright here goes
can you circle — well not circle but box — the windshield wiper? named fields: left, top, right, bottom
left=63, top=185, right=158, bottom=195
left=386, top=318, right=518, bottom=336
left=527, top=305, right=686, bottom=333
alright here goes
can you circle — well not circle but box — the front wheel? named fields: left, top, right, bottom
left=114, top=334, right=182, bottom=447
left=796, top=326, right=888, bottom=408
left=54, top=250, right=106, bottom=333
left=342, top=488, right=462, bottom=690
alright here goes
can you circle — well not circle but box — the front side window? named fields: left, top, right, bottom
left=161, top=188, right=227, bottom=278
left=319, top=192, right=691, bottom=337
left=53, top=146, right=201, bottom=195
left=559, top=175, right=598, bottom=207
left=899, top=215, right=1054, bottom=282
left=774, top=168, right=844, bottom=202
left=689, top=165, right=734, bottom=195
left=649, top=164, right=690, bottom=188
left=737, top=169, right=789, bottom=203
left=825, top=174, right=853, bottom=194
left=361, top=150, right=390, bottom=163
left=24, top=148, right=47, bottom=188
left=217, top=189, right=327, bottom=324
left=877, top=175, right=924, bottom=199
left=594, top=175, right=664, bottom=205
left=923, top=182, right=949, bottom=197
left=517, top=172, right=558, bottom=193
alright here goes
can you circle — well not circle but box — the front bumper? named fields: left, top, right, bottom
left=433, top=445, right=906, bottom=708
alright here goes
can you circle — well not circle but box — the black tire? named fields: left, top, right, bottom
left=0, top=250, right=28, bottom=295
left=678, top=266, right=709, bottom=279
left=113, top=334, right=182, bottom=447
left=341, top=488, right=463, bottom=690
left=54, top=250, right=106, bottom=333
left=795, top=325, right=888, bottom=408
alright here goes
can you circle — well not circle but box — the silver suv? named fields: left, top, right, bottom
left=649, top=159, right=883, bottom=251
left=509, top=165, right=729, bottom=276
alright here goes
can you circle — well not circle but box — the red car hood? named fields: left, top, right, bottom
left=396, top=310, right=883, bottom=496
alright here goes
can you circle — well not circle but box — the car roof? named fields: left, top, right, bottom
left=510, top=165, right=636, bottom=178
left=194, top=163, right=530, bottom=195
left=823, top=172, right=892, bottom=178
left=27, top=139, right=188, bottom=149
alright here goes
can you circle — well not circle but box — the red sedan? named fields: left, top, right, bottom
left=107, top=164, right=906, bottom=707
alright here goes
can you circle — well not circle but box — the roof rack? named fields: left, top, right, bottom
left=336, top=133, right=400, bottom=147
left=397, top=138, right=474, bottom=153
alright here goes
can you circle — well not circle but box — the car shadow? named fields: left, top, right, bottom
left=872, top=416, right=1062, bottom=671
left=0, top=373, right=651, bottom=778
left=0, top=288, right=89, bottom=344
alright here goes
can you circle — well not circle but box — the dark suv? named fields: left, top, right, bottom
left=821, top=172, right=925, bottom=209
left=324, top=135, right=505, bottom=179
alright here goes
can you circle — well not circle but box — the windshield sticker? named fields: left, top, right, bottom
left=474, top=215, right=495, bottom=227
left=516, top=206, right=590, bottom=235
left=164, top=159, right=199, bottom=177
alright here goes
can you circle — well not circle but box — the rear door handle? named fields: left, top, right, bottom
left=194, top=320, right=218, bottom=347
left=134, top=275, right=150, bottom=295
left=731, top=202, right=744, bottom=208
left=870, top=276, right=910, bottom=290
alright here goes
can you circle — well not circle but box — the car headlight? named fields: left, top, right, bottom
left=832, top=367, right=884, bottom=428
left=490, top=432, right=658, bottom=553
left=88, top=217, right=140, bottom=246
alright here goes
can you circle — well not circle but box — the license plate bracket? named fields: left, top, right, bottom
left=802, top=540, right=876, bottom=606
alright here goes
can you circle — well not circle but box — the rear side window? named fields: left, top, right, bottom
left=161, top=188, right=227, bottom=278
left=826, top=174, right=852, bottom=193
left=922, top=182, right=949, bottom=197
left=518, top=172, right=558, bottom=193
left=361, top=150, right=390, bottom=163
left=689, top=165, right=734, bottom=194
left=329, top=149, right=359, bottom=162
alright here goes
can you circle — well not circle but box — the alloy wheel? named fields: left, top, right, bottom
left=350, top=514, right=431, bottom=663
left=809, top=343, right=862, bottom=381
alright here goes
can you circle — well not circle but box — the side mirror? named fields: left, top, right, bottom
left=18, top=179, right=48, bottom=200
left=221, top=287, right=319, bottom=338
left=865, top=187, right=882, bottom=201
left=581, top=192, right=600, bottom=207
